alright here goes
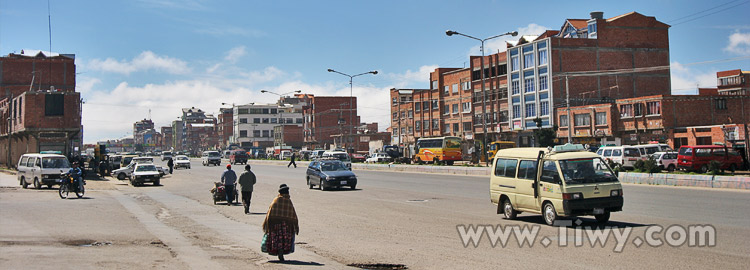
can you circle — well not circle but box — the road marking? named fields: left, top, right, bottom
left=109, top=190, right=223, bottom=270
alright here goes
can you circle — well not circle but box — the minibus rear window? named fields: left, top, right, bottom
left=494, top=158, right=518, bottom=178
left=679, top=147, right=692, bottom=156
left=603, top=149, right=612, bottom=157
left=612, top=149, right=621, bottom=157
left=695, top=148, right=712, bottom=157
left=624, top=149, right=640, bottom=157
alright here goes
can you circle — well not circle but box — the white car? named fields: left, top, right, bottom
left=130, top=164, right=161, bottom=186
left=174, top=155, right=191, bottom=169
left=113, top=163, right=136, bottom=180
left=130, top=157, right=169, bottom=176
left=650, top=151, right=678, bottom=172
left=366, top=153, right=391, bottom=163
left=322, top=151, right=352, bottom=169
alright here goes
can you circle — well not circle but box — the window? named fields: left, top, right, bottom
left=463, top=122, right=471, bottom=131
left=511, top=56, right=519, bottom=71
left=238, top=108, right=248, bottom=114
left=634, top=103, right=643, bottom=116
left=500, top=111, right=509, bottom=122
left=494, top=158, right=518, bottom=178
left=443, top=105, right=449, bottom=115
left=270, top=108, right=277, bottom=114
left=392, top=97, right=397, bottom=106
left=415, top=121, right=421, bottom=130
left=716, top=98, right=727, bottom=110
left=262, top=118, right=269, bottom=123
left=452, top=83, right=458, bottom=94
left=239, top=130, right=247, bottom=137
left=239, top=118, right=248, bottom=124
left=392, top=112, right=398, bottom=120
left=462, top=102, right=471, bottom=113
left=540, top=161, right=559, bottom=183
left=462, top=81, right=471, bottom=90
left=525, top=103, right=536, bottom=117
left=444, top=124, right=451, bottom=133
left=431, top=80, right=438, bottom=89
left=574, top=114, right=591, bottom=126
left=560, top=115, right=569, bottom=127
left=620, top=104, right=633, bottom=118
left=523, top=45, right=534, bottom=69
left=540, top=101, right=549, bottom=116
left=262, top=130, right=269, bottom=137
left=450, top=104, right=457, bottom=114
left=539, top=75, right=548, bottom=91
left=513, top=105, right=521, bottom=119
left=253, top=118, right=260, bottom=123
left=646, top=101, right=661, bottom=115
left=444, top=85, right=450, bottom=95
left=408, top=111, right=413, bottom=118
left=401, top=111, right=406, bottom=118
left=415, top=102, right=421, bottom=112
left=524, top=78, right=535, bottom=93
left=595, top=112, right=607, bottom=125
left=432, top=100, right=439, bottom=109
left=538, top=48, right=548, bottom=65
left=253, top=130, right=260, bottom=137
left=270, top=118, right=277, bottom=124
left=262, top=108, right=269, bottom=114
left=432, top=119, right=439, bottom=130
left=408, top=127, right=413, bottom=134
left=423, top=120, right=429, bottom=130
left=45, top=94, right=64, bottom=116
left=423, top=101, right=429, bottom=110
left=512, top=80, right=520, bottom=95
left=517, top=160, right=538, bottom=180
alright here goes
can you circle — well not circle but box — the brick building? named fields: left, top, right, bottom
left=302, top=94, right=360, bottom=151
left=717, top=69, right=749, bottom=96
left=176, top=107, right=217, bottom=154
left=233, top=103, right=303, bottom=149
left=273, top=125, right=304, bottom=149
left=1, top=51, right=81, bottom=167
left=160, top=126, right=172, bottom=151
left=133, top=119, right=154, bottom=135
left=217, top=107, right=233, bottom=148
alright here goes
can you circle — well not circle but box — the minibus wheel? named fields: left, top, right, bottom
left=699, top=165, right=708, bottom=174
left=729, top=164, right=737, bottom=173
left=503, top=199, right=517, bottom=219
left=543, top=202, right=558, bottom=226
left=595, top=212, right=610, bottom=223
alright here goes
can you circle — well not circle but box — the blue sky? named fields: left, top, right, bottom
left=1, top=0, right=748, bottom=143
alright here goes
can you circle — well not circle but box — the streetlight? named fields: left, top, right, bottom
left=327, top=69, right=377, bottom=152
left=446, top=29, right=518, bottom=166
left=260, top=90, right=302, bottom=157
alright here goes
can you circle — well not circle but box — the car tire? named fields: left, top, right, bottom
left=543, top=202, right=558, bottom=226
left=320, top=180, right=325, bottom=191
left=21, top=177, right=28, bottom=189
left=729, top=164, right=737, bottom=173
left=446, top=161, right=454, bottom=166
left=154, top=178, right=160, bottom=186
left=700, top=165, right=708, bottom=174
left=503, top=199, right=517, bottom=220
left=307, top=178, right=313, bottom=189
left=595, top=212, right=610, bottom=223
left=667, top=164, right=675, bottom=172
left=350, top=185, right=356, bottom=190
left=118, top=173, right=126, bottom=180
left=33, top=178, right=41, bottom=189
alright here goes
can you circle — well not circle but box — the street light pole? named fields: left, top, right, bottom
left=260, top=90, right=302, bottom=158
left=446, top=30, right=518, bottom=166
left=328, top=69, right=377, bottom=153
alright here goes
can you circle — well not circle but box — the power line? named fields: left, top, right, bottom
left=670, top=0, right=750, bottom=26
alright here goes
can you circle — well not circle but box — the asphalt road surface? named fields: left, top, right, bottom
left=1, top=159, right=749, bottom=269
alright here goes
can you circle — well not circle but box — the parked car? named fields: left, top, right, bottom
left=350, top=153, right=366, bottom=163
left=229, top=150, right=248, bottom=165
left=650, top=151, right=678, bottom=171
left=366, top=153, right=391, bottom=163
left=310, top=150, right=326, bottom=160
left=113, top=163, right=136, bottom=180
left=17, top=153, right=71, bottom=189
left=634, top=144, right=671, bottom=160
left=596, top=146, right=642, bottom=169
left=201, top=151, right=222, bottom=166
left=130, top=164, right=161, bottom=186
left=306, top=160, right=357, bottom=190
left=161, top=151, right=173, bottom=161
left=322, top=151, right=352, bottom=169
left=174, top=155, right=191, bottom=169
left=129, top=156, right=169, bottom=176
left=677, top=145, right=743, bottom=173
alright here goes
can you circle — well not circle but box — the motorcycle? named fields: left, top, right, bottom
left=59, top=172, right=85, bottom=199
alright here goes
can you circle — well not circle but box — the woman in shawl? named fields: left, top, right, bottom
left=262, top=184, right=299, bottom=261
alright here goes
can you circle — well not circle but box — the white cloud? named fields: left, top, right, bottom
left=206, top=46, right=247, bottom=73
left=670, top=62, right=717, bottom=95
left=88, top=51, right=190, bottom=75
left=724, top=31, right=750, bottom=55
left=386, top=65, right=437, bottom=88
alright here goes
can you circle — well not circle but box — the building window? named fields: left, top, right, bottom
left=620, top=104, right=633, bottom=118
left=595, top=112, right=607, bottom=125
left=524, top=78, right=535, bottom=93
left=513, top=105, right=521, bottom=119
left=462, top=102, right=471, bottom=113
left=296, top=118, right=303, bottom=123
left=443, top=105, right=449, bottom=115
left=262, top=130, right=270, bottom=137
left=444, top=124, right=451, bottom=133
left=408, top=127, right=413, bottom=134
left=238, top=108, right=248, bottom=114
left=423, top=101, right=429, bottom=111
left=392, top=112, right=398, bottom=120
left=415, top=102, right=421, bottom=112
left=463, top=122, right=471, bottom=131
left=270, top=118, right=278, bottom=124
left=433, top=119, right=439, bottom=130
left=424, top=120, right=430, bottom=130
left=452, top=123, right=459, bottom=133
left=574, top=114, right=591, bottom=126
left=538, top=49, right=547, bottom=65
left=262, top=118, right=269, bottom=123
left=444, top=85, right=450, bottom=95
left=462, top=81, right=471, bottom=90
left=253, top=118, right=260, bottom=123
left=452, top=83, right=458, bottom=94
left=540, top=101, right=549, bottom=116
left=239, top=118, right=248, bottom=124
left=522, top=45, right=534, bottom=69
left=646, top=101, right=661, bottom=115
left=239, top=130, right=247, bottom=137
left=634, top=103, right=643, bottom=116
left=415, top=121, right=421, bottom=130
left=500, top=111, right=509, bottom=122
left=716, top=98, right=727, bottom=110
left=511, top=56, right=519, bottom=71
left=44, top=94, right=64, bottom=116
left=432, top=80, right=438, bottom=89
left=452, top=104, right=458, bottom=114
left=512, top=80, right=520, bottom=95
left=253, top=130, right=260, bottom=137
left=408, top=110, right=413, bottom=118
left=539, top=75, right=548, bottom=91
left=525, top=103, right=536, bottom=117
left=560, top=115, right=569, bottom=127
left=432, top=100, right=438, bottom=109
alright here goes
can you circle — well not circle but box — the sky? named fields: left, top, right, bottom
left=1, top=0, right=749, bottom=144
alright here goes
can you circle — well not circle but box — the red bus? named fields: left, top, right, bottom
left=677, top=145, right=743, bottom=173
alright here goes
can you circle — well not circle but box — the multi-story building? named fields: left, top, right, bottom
left=160, top=126, right=173, bottom=151
left=175, top=107, right=216, bottom=154
left=171, top=120, right=183, bottom=152
left=508, top=11, right=670, bottom=146
left=0, top=51, right=81, bottom=167
left=302, top=94, right=360, bottom=150
left=134, top=128, right=160, bottom=152
left=133, top=119, right=154, bottom=135
left=717, top=69, right=749, bottom=96
left=217, top=107, right=233, bottom=148
left=234, top=103, right=303, bottom=149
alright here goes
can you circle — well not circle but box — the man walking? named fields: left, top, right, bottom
left=221, top=164, right=237, bottom=206
left=237, top=164, right=257, bottom=214
left=167, top=157, right=174, bottom=174
left=287, top=152, right=297, bottom=168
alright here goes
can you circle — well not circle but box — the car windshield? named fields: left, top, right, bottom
left=320, top=162, right=349, bottom=171
left=177, top=156, right=188, bottom=160
left=209, top=152, right=220, bottom=157
left=650, top=153, right=661, bottom=160
left=332, top=153, right=350, bottom=161
left=42, top=157, right=70, bottom=169
left=136, top=165, right=157, bottom=172
left=123, top=157, right=134, bottom=164
left=558, top=158, right=617, bottom=184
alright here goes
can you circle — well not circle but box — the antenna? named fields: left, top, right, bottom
left=149, top=109, right=152, bottom=120
left=47, top=0, right=53, bottom=88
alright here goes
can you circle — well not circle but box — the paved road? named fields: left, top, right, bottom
left=1, top=159, right=749, bottom=269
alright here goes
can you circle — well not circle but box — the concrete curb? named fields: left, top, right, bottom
left=619, top=172, right=750, bottom=190
left=246, top=159, right=491, bottom=176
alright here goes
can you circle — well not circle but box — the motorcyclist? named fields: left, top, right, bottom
left=68, top=162, right=84, bottom=191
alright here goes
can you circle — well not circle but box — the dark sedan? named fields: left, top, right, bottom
left=306, top=160, right=357, bottom=190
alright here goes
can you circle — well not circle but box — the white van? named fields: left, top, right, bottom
left=634, top=144, right=671, bottom=159
left=201, top=151, right=222, bottom=166
left=596, top=146, right=642, bottom=168
left=322, top=151, right=352, bottom=169
left=491, top=144, right=623, bottom=226
left=17, top=153, right=71, bottom=189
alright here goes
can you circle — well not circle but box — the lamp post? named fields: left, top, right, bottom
left=327, top=69, right=377, bottom=153
left=446, top=29, right=518, bottom=166
left=260, top=90, right=302, bottom=157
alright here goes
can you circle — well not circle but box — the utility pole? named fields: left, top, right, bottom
left=566, top=76, right=572, bottom=144
left=7, top=94, right=13, bottom=168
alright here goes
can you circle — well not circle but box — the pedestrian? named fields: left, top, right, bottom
left=221, top=164, right=237, bottom=206
left=237, top=164, right=257, bottom=214
left=167, top=157, right=174, bottom=174
left=287, top=152, right=297, bottom=168
left=262, top=184, right=298, bottom=261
